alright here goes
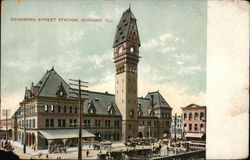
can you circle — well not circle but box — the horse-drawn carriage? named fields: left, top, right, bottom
left=49, top=145, right=67, bottom=153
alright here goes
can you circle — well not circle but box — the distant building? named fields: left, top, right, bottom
left=171, top=114, right=182, bottom=138
left=0, top=118, right=13, bottom=140
left=182, top=104, right=206, bottom=141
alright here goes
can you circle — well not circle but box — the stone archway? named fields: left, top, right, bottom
left=138, top=132, right=143, bottom=138
left=31, top=133, right=36, bottom=145
left=28, top=133, right=32, bottom=146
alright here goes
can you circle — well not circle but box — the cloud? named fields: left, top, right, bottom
left=142, top=33, right=180, bottom=54
left=177, top=65, right=203, bottom=75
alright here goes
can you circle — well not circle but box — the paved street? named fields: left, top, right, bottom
left=2, top=140, right=190, bottom=159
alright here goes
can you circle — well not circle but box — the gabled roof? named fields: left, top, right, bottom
left=113, top=8, right=140, bottom=48
left=184, top=104, right=206, bottom=108
left=138, top=97, right=151, bottom=116
left=145, top=91, right=171, bottom=108
left=83, top=91, right=121, bottom=116
left=35, top=67, right=73, bottom=98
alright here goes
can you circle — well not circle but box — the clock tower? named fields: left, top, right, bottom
left=113, top=8, right=140, bottom=141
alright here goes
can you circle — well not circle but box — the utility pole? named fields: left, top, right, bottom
left=69, top=79, right=88, bottom=160
left=23, top=105, right=26, bottom=153
left=174, top=113, right=177, bottom=142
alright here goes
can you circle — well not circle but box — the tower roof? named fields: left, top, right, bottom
left=113, top=8, right=140, bottom=48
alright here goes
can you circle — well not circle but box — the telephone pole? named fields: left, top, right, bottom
left=174, top=113, right=177, bottom=142
left=23, top=105, right=26, bottom=153
left=69, top=79, right=88, bottom=160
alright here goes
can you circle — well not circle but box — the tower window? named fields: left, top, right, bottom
left=120, top=31, right=123, bottom=35
left=122, top=36, right=125, bottom=39
left=118, top=27, right=121, bottom=30
left=124, top=23, right=128, bottom=27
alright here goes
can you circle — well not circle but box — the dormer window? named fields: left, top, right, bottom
left=88, top=101, right=96, bottom=114
left=107, top=103, right=115, bottom=114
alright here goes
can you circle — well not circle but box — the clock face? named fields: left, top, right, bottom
left=130, top=47, right=134, bottom=53
left=118, top=47, right=123, bottom=55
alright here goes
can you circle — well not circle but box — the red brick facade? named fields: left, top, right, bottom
left=182, top=104, right=206, bottom=139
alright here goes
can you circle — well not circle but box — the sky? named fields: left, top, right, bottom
left=1, top=0, right=207, bottom=115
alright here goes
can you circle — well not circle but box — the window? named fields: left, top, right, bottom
left=58, top=119, right=61, bottom=127
left=189, top=113, right=192, bottom=120
left=74, top=106, right=77, bottom=113
left=88, top=120, right=91, bottom=127
left=200, top=123, right=204, bottom=128
left=189, top=124, right=192, bottom=131
left=45, top=119, right=49, bottom=127
left=195, top=124, right=198, bottom=131
left=200, top=112, right=204, bottom=120
left=195, top=113, right=198, bottom=120
left=148, top=121, right=151, bottom=126
left=50, top=119, right=54, bottom=127
left=62, top=119, right=66, bottom=127
left=69, top=106, right=72, bottom=113
left=45, top=105, right=48, bottom=112
left=64, top=106, right=67, bottom=113
left=184, top=113, right=187, bottom=120
left=105, top=120, right=107, bottom=127
left=51, top=105, right=54, bottom=112
left=117, top=120, right=120, bottom=128
left=69, top=119, right=72, bottom=126
left=58, top=105, right=61, bottom=112
left=128, top=124, right=131, bottom=130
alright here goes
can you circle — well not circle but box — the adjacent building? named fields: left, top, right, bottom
left=11, top=8, right=172, bottom=149
left=182, top=104, right=206, bottom=141
left=171, top=114, right=182, bottom=138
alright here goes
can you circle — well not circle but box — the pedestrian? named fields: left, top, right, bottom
left=106, top=151, right=109, bottom=159
left=86, top=149, right=89, bottom=157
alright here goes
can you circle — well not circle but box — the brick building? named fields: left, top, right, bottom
left=182, top=104, right=206, bottom=141
left=11, top=8, right=172, bottom=149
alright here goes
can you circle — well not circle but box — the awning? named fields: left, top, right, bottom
left=185, top=133, right=204, bottom=138
left=0, top=127, right=11, bottom=131
left=39, top=129, right=95, bottom=140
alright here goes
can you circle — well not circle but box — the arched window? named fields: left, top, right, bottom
left=45, top=105, right=48, bottom=112
left=74, top=106, right=77, bottom=113
left=195, top=113, right=198, bottom=120
left=69, top=106, right=72, bottom=113
left=58, top=105, right=61, bottom=112
left=64, top=106, right=67, bottom=113
left=189, top=113, right=192, bottom=120
left=200, top=112, right=204, bottom=120
left=184, top=113, right=187, bottom=120
left=51, top=105, right=54, bottom=112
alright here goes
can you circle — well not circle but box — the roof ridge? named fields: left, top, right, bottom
left=35, top=69, right=53, bottom=96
